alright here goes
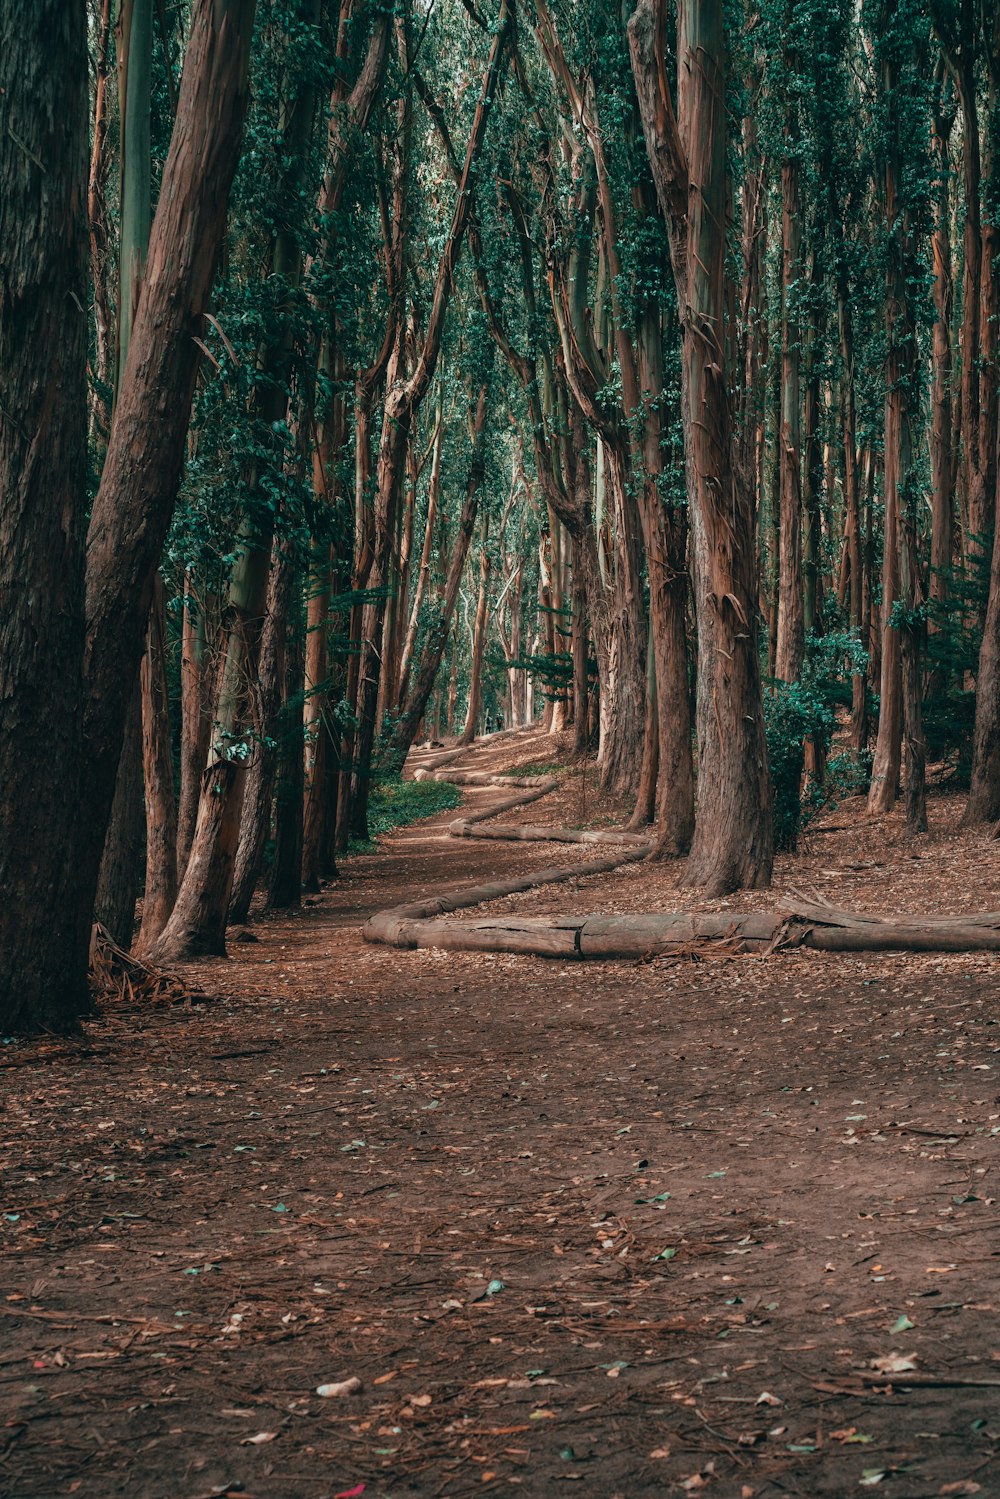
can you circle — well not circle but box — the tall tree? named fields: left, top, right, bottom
left=630, top=0, right=773, bottom=893
left=0, top=0, right=90, bottom=1031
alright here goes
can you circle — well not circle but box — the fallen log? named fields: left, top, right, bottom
left=451, top=821, right=650, bottom=847
left=362, top=844, right=651, bottom=947
left=367, top=747, right=1000, bottom=960
left=366, top=898, right=1000, bottom=959
left=374, top=912, right=784, bottom=959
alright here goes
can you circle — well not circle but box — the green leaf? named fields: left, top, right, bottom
left=889, top=1314, right=914, bottom=1333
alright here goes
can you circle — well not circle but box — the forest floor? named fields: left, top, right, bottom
left=3, top=729, right=1000, bottom=1498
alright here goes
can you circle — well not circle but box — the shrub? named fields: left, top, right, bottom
left=764, top=631, right=868, bottom=851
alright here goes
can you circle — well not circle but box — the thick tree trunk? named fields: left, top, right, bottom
left=635, top=306, right=694, bottom=855
left=153, top=15, right=311, bottom=960
left=78, top=0, right=256, bottom=974
left=88, top=0, right=115, bottom=446
left=596, top=442, right=647, bottom=798
left=0, top=0, right=90, bottom=1031
left=630, top=0, right=772, bottom=893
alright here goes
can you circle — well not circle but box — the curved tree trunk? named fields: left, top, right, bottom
left=80, top=0, right=256, bottom=972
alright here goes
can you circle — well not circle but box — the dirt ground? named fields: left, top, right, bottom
left=3, top=729, right=1000, bottom=1498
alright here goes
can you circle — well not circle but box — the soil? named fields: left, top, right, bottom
left=2, top=729, right=999, bottom=1498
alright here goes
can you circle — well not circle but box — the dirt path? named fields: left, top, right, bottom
left=2, top=733, right=999, bottom=1497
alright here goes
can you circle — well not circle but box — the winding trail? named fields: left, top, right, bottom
left=2, top=728, right=999, bottom=1499
left=364, top=734, right=1000, bottom=957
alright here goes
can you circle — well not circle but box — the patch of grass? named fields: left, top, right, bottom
left=504, top=761, right=566, bottom=779
left=348, top=778, right=462, bottom=853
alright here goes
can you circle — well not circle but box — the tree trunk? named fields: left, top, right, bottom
left=78, top=0, right=256, bottom=977
left=635, top=304, right=694, bottom=855
left=269, top=579, right=305, bottom=909
left=152, top=14, right=311, bottom=960
left=228, top=542, right=297, bottom=926
left=301, top=541, right=334, bottom=891
left=570, top=541, right=589, bottom=755
left=135, top=576, right=178, bottom=951
left=460, top=516, right=491, bottom=745
left=397, top=387, right=444, bottom=703
left=94, top=685, right=144, bottom=948
left=928, top=85, right=955, bottom=699
left=88, top=0, right=115, bottom=447
left=0, top=0, right=90, bottom=1031
left=178, top=574, right=211, bottom=879
left=775, top=111, right=804, bottom=685
left=630, top=633, right=659, bottom=828
left=630, top=0, right=773, bottom=893
left=389, top=384, right=488, bottom=763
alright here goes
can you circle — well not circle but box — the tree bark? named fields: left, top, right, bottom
left=79, top=0, right=256, bottom=976
left=152, top=8, right=313, bottom=959
left=136, top=576, right=178, bottom=951
left=390, top=384, right=489, bottom=763
left=929, top=79, right=956, bottom=699
left=630, top=0, right=772, bottom=893
left=228, top=542, right=297, bottom=926
left=178, top=574, right=211, bottom=879
left=460, top=515, right=491, bottom=745
left=775, top=77, right=804, bottom=685
left=0, top=0, right=90, bottom=1031
left=269, top=574, right=305, bottom=909
left=94, top=683, right=144, bottom=948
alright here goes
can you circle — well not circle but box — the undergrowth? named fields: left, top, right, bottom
left=504, top=761, right=567, bottom=779
left=348, top=779, right=461, bottom=852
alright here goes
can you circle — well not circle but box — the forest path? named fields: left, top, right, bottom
left=2, top=734, right=999, bottom=1498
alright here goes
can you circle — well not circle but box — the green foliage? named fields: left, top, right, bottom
left=504, top=761, right=565, bottom=779
left=348, top=778, right=461, bottom=852
left=824, top=747, right=874, bottom=800
left=764, top=630, right=868, bottom=851
left=922, top=548, right=991, bottom=779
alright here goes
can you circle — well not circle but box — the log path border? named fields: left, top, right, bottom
left=362, top=739, right=1000, bottom=958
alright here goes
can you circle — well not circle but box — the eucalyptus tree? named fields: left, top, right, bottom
left=630, top=0, right=774, bottom=893
left=865, top=0, right=933, bottom=827
left=0, top=0, right=255, bottom=1031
